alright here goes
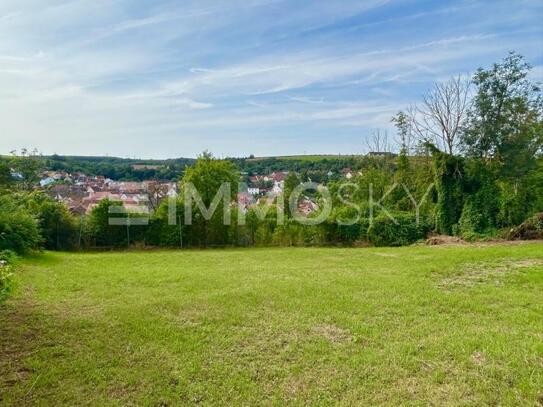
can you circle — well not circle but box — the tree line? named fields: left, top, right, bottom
left=0, top=52, right=542, bottom=257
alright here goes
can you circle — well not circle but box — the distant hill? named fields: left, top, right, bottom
left=44, top=155, right=195, bottom=181
left=230, top=154, right=368, bottom=177
left=38, top=153, right=386, bottom=180
left=245, top=154, right=361, bottom=162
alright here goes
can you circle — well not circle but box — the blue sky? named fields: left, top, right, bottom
left=1, top=0, right=542, bottom=158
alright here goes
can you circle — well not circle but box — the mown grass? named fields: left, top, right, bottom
left=1, top=243, right=542, bottom=406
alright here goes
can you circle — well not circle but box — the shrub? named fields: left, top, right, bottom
left=336, top=218, right=369, bottom=244
left=497, top=181, right=530, bottom=228
left=271, top=221, right=327, bottom=247
left=332, top=207, right=370, bottom=244
left=272, top=222, right=302, bottom=246
left=458, top=196, right=494, bottom=237
left=0, top=195, right=41, bottom=254
left=84, top=199, right=128, bottom=247
left=433, top=152, right=465, bottom=235
left=0, top=250, right=18, bottom=303
left=25, top=193, right=78, bottom=250
left=368, top=212, right=429, bottom=247
left=459, top=161, right=499, bottom=237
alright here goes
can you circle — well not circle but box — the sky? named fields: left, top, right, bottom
left=0, top=0, right=542, bottom=159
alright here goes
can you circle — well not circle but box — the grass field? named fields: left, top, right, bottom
left=246, top=154, right=358, bottom=162
left=1, top=244, right=542, bottom=406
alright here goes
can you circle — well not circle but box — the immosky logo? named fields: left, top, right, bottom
left=108, top=182, right=434, bottom=227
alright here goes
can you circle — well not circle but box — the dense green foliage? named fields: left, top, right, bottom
left=462, top=53, right=542, bottom=170
left=433, top=152, right=465, bottom=235
left=0, top=194, right=42, bottom=254
left=8, top=149, right=44, bottom=191
left=181, top=152, right=239, bottom=247
left=45, top=155, right=195, bottom=181
left=25, top=192, right=79, bottom=251
left=368, top=212, right=429, bottom=246
left=232, top=155, right=361, bottom=178
left=0, top=250, right=17, bottom=302
left=0, top=159, right=14, bottom=191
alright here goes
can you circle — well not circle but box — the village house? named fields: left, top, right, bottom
left=39, top=170, right=177, bottom=215
left=341, top=168, right=353, bottom=179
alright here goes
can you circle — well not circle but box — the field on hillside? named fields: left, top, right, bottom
left=246, top=154, right=358, bottom=161
left=1, top=244, right=542, bottom=405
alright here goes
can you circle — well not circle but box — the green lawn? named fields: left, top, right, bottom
left=1, top=244, right=542, bottom=406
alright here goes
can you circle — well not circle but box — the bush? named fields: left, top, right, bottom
left=25, top=193, right=78, bottom=250
left=0, top=195, right=42, bottom=254
left=332, top=207, right=370, bottom=244
left=335, top=219, right=369, bottom=244
left=84, top=199, right=130, bottom=247
left=271, top=221, right=327, bottom=247
left=497, top=181, right=530, bottom=228
left=0, top=250, right=18, bottom=302
left=508, top=213, right=543, bottom=240
left=368, top=212, right=429, bottom=247
left=433, top=153, right=465, bottom=235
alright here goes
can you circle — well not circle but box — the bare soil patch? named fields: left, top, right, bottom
left=311, top=324, right=352, bottom=344
left=439, top=258, right=543, bottom=288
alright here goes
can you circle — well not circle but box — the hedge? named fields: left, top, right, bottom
left=368, top=212, right=429, bottom=247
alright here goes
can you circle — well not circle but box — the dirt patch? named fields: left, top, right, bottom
left=439, top=259, right=543, bottom=288
left=426, top=235, right=465, bottom=246
left=311, top=324, right=352, bottom=344
left=509, top=259, right=543, bottom=267
left=508, top=213, right=543, bottom=240
left=471, top=351, right=486, bottom=366
left=426, top=236, right=543, bottom=248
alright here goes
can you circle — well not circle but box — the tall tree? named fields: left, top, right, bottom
left=392, top=111, right=413, bottom=155
left=461, top=52, right=543, bottom=178
left=9, top=148, right=44, bottom=191
left=181, top=152, right=238, bottom=207
left=181, top=152, right=239, bottom=246
left=283, top=172, right=301, bottom=218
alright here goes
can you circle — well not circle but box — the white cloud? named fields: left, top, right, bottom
left=0, top=0, right=541, bottom=157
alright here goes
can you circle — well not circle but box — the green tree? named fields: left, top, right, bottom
left=181, top=152, right=238, bottom=207
left=461, top=52, right=543, bottom=178
left=85, top=199, right=127, bottom=247
left=146, top=198, right=186, bottom=247
left=283, top=172, right=300, bottom=218
left=25, top=192, right=78, bottom=250
left=9, top=149, right=44, bottom=191
left=432, top=150, right=465, bottom=235
left=0, top=158, right=14, bottom=191
left=181, top=152, right=239, bottom=246
left=0, top=194, right=42, bottom=254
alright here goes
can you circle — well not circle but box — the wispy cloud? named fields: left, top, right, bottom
left=0, top=0, right=541, bottom=157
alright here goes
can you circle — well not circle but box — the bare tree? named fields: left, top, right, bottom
left=366, top=129, right=391, bottom=154
left=409, top=76, right=471, bottom=154
left=146, top=182, right=169, bottom=212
